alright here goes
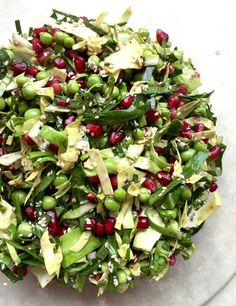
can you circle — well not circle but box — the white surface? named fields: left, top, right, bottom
left=1, top=0, right=236, bottom=305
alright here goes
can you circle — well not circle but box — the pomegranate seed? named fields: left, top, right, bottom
left=95, top=221, right=105, bottom=236
left=109, top=131, right=125, bottom=145
left=167, top=95, right=181, bottom=109
left=146, top=110, right=161, bottom=123
left=48, top=221, right=60, bottom=236
left=88, top=175, right=100, bottom=185
left=47, top=78, right=62, bottom=94
left=54, top=58, right=67, bottom=69
left=33, top=27, right=48, bottom=38
left=50, top=28, right=60, bottom=36
left=84, top=217, right=97, bottom=231
left=169, top=166, right=174, bottom=175
left=109, top=175, right=118, bottom=190
left=168, top=155, right=176, bottom=164
left=48, top=143, right=59, bottom=154
left=77, top=79, right=87, bottom=89
left=22, top=134, right=35, bottom=146
left=203, top=138, right=209, bottom=144
left=65, top=49, right=78, bottom=59
left=23, top=207, right=36, bottom=221
left=169, top=255, right=176, bottom=266
left=13, top=265, right=28, bottom=277
left=182, top=121, right=190, bottom=131
left=194, top=123, right=205, bottom=132
left=74, top=57, right=86, bottom=73
left=120, top=95, right=133, bottom=109
left=26, top=66, right=38, bottom=77
left=104, top=217, right=116, bottom=235
left=87, top=193, right=98, bottom=203
left=160, top=64, right=174, bottom=75
left=155, top=146, right=166, bottom=155
left=142, top=177, right=157, bottom=193
left=209, top=181, right=218, bottom=192
left=179, top=129, right=194, bottom=138
left=156, top=29, right=169, bottom=45
left=156, top=170, right=172, bottom=186
left=32, top=38, right=44, bottom=54
left=175, top=85, right=188, bottom=95
left=10, top=63, right=27, bottom=75
left=177, top=101, right=185, bottom=108
left=137, top=216, right=149, bottom=229
left=87, top=123, right=103, bottom=137
left=209, top=146, right=221, bottom=160
left=55, top=98, right=69, bottom=107
left=64, top=114, right=77, bottom=126
left=36, top=50, right=53, bottom=65
left=170, top=109, right=177, bottom=120
left=57, top=227, right=66, bottom=236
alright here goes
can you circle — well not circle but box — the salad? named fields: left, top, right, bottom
left=0, top=8, right=225, bottom=294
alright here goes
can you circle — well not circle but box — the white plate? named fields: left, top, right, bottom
left=0, top=1, right=236, bottom=305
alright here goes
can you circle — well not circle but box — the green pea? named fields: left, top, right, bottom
left=36, top=71, right=50, bottom=81
left=22, top=85, right=36, bottom=100
left=159, top=209, right=177, bottom=219
left=18, top=101, right=28, bottom=114
left=0, top=97, right=6, bottom=111
left=180, top=148, right=196, bottom=162
left=159, top=107, right=170, bottom=118
left=67, top=80, right=80, bottom=95
left=17, top=222, right=33, bottom=237
left=114, top=188, right=127, bottom=202
left=193, top=141, right=207, bottom=152
left=139, top=28, right=149, bottom=40
left=16, top=75, right=29, bottom=87
left=154, top=117, right=163, bottom=128
left=42, top=196, right=57, bottom=210
left=24, top=108, right=41, bottom=120
left=6, top=97, right=12, bottom=107
left=63, top=36, right=75, bottom=48
left=12, top=190, right=27, bottom=206
left=133, top=128, right=144, bottom=140
left=138, top=187, right=151, bottom=203
left=54, top=31, right=66, bottom=44
left=102, top=85, right=119, bottom=98
left=5, top=49, right=15, bottom=60
left=194, top=106, right=207, bottom=117
left=104, top=196, right=120, bottom=212
left=39, top=32, right=52, bottom=45
left=104, top=158, right=117, bottom=174
left=181, top=187, right=192, bottom=201
left=87, top=74, right=103, bottom=91
left=167, top=220, right=179, bottom=231
left=53, top=174, right=68, bottom=187
left=88, top=55, right=100, bottom=66
left=117, top=270, right=127, bottom=284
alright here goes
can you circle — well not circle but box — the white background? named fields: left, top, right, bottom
left=0, top=0, right=236, bottom=305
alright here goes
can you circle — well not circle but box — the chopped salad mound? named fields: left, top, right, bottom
left=0, top=8, right=225, bottom=294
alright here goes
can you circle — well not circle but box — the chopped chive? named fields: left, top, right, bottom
left=15, top=20, right=22, bottom=35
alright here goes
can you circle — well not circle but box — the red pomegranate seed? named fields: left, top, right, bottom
left=55, top=98, right=69, bottom=107
left=84, top=217, right=97, bottom=231
left=13, top=265, right=28, bottom=277
left=168, top=156, right=176, bottom=164
left=156, top=170, right=172, bottom=186
left=155, top=146, right=166, bottom=155
left=179, top=129, right=194, bottom=138
left=194, top=123, right=205, bottom=132
left=26, top=66, right=38, bottom=77
left=209, top=181, right=218, bottom=192
left=177, top=101, right=185, bottom=108
left=77, top=79, right=87, bottom=89
left=32, top=38, right=44, bottom=54
left=104, top=217, right=116, bottom=235
left=48, top=222, right=60, bottom=236
left=64, top=114, right=77, bottom=127
left=120, top=95, right=133, bottom=109
left=160, top=64, right=174, bottom=75
left=23, top=207, right=36, bottom=221
left=87, top=193, right=98, bottom=203
left=109, top=175, right=118, bottom=190
left=57, top=227, right=67, bottom=237
left=74, top=57, right=86, bottom=73
left=10, top=62, right=27, bottom=75
left=65, top=49, right=78, bottom=59
left=167, top=95, right=181, bottom=109
left=36, top=50, right=53, bottom=65
left=48, top=143, right=59, bottom=154
left=146, top=110, right=161, bottom=123
left=169, top=255, right=176, bottom=266
left=142, top=177, right=157, bottom=193
left=209, top=146, right=221, bottom=160
left=169, top=165, right=174, bottom=175
left=22, top=134, right=35, bottom=146
left=33, top=27, right=48, bottom=38
left=109, top=131, right=125, bottom=145
left=88, top=175, right=100, bottom=185
left=137, top=216, right=149, bottom=229
left=175, top=85, right=188, bottom=95
left=156, top=29, right=169, bottom=45
left=182, top=121, right=190, bottom=131
left=87, top=123, right=103, bottom=137
left=203, top=138, right=209, bottom=144
left=95, top=221, right=105, bottom=236
left=48, top=78, right=62, bottom=94
left=54, top=58, right=67, bottom=69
